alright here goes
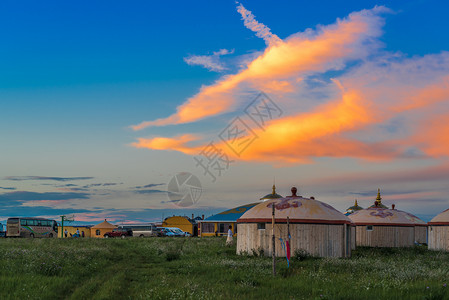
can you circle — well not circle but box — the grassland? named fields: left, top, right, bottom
left=0, top=237, right=448, bottom=300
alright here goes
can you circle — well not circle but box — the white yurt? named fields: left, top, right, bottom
left=349, top=190, right=427, bottom=247
left=428, top=208, right=449, bottom=251
left=237, top=187, right=352, bottom=258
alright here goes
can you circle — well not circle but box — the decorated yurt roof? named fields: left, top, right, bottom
left=202, top=203, right=259, bottom=222
left=428, top=208, right=449, bottom=225
left=238, top=187, right=351, bottom=225
left=260, top=184, right=283, bottom=201
left=91, top=219, right=116, bottom=229
left=349, top=207, right=426, bottom=226
left=368, top=189, right=388, bottom=209
left=344, top=199, right=363, bottom=216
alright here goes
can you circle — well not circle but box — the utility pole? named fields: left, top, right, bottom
left=60, top=215, right=65, bottom=238
left=60, top=215, right=74, bottom=238
left=272, top=204, right=276, bottom=276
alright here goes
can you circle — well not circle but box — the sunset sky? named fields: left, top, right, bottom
left=1, top=0, right=449, bottom=225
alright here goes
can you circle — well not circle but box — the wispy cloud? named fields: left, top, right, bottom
left=134, top=189, right=166, bottom=194
left=135, top=183, right=164, bottom=189
left=236, top=2, right=281, bottom=46
left=184, top=49, right=234, bottom=72
left=130, top=6, right=389, bottom=130
left=0, top=191, right=89, bottom=202
left=0, top=206, right=92, bottom=221
left=4, top=176, right=94, bottom=182
left=0, top=187, right=16, bottom=190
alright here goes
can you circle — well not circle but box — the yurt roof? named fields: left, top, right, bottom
left=368, top=188, right=388, bottom=209
left=349, top=207, right=426, bottom=226
left=344, top=199, right=364, bottom=215
left=347, top=199, right=363, bottom=211
left=237, top=187, right=351, bottom=225
left=91, top=219, right=116, bottom=229
left=260, top=184, right=283, bottom=201
left=429, top=208, right=449, bottom=225
left=202, top=203, right=259, bottom=222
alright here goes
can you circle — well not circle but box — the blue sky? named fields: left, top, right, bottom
left=1, top=0, right=449, bottom=225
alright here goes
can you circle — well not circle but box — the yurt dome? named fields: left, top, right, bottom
left=349, top=190, right=427, bottom=247
left=260, top=184, right=283, bottom=201
left=349, top=206, right=426, bottom=227
left=429, top=208, right=449, bottom=225
left=237, top=187, right=352, bottom=258
left=428, top=208, right=449, bottom=251
left=344, top=199, right=363, bottom=216
left=241, top=188, right=351, bottom=225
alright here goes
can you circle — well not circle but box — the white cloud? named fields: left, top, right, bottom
left=236, top=2, right=282, bottom=46
left=184, top=49, right=234, bottom=72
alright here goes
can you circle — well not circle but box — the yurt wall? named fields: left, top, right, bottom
left=355, top=225, right=415, bottom=247
left=237, top=223, right=350, bottom=258
left=351, top=225, right=356, bottom=250
left=428, top=226, right=449, bottom=251
left=415, top=226, right=427, bottom=244
left=428, top=208, right=449, bottom=251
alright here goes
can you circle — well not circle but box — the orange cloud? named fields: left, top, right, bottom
left=131, top=134, right=202, bottom=155
left=132, top=88, right=399, bottom=162
left=131, top=6, right=387, bottom=130
left=412, top=114, right=449, bottom=158
left=130, top=5, right=449, bottom=166
left=131, top=74, right=449, bottom=163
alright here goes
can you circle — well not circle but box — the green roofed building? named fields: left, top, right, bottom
left=260, top=184, right=283, bottom=201
left=344, top=199, right=364, bottom=216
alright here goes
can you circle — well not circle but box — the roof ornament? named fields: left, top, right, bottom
left=260, top=183, right=283, bottom=201
left=291, top=187, right=297, bottom=197
left=355, top=199, right=358, bottom=206
left=375, top=188, right=382, bottom=206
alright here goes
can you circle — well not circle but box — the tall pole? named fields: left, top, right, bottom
left=272, top=204, right=276, bottom=276
left=287, top=216, right=291, bottom=267
left=61, top=215, right=65, bottom=238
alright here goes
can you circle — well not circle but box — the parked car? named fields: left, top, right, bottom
left=156, top=227, right=176, bottom=237
left=104, top=227, right=133, bottom=238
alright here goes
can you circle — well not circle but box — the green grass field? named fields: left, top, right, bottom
left=0, top=237, right=448, bottom=300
